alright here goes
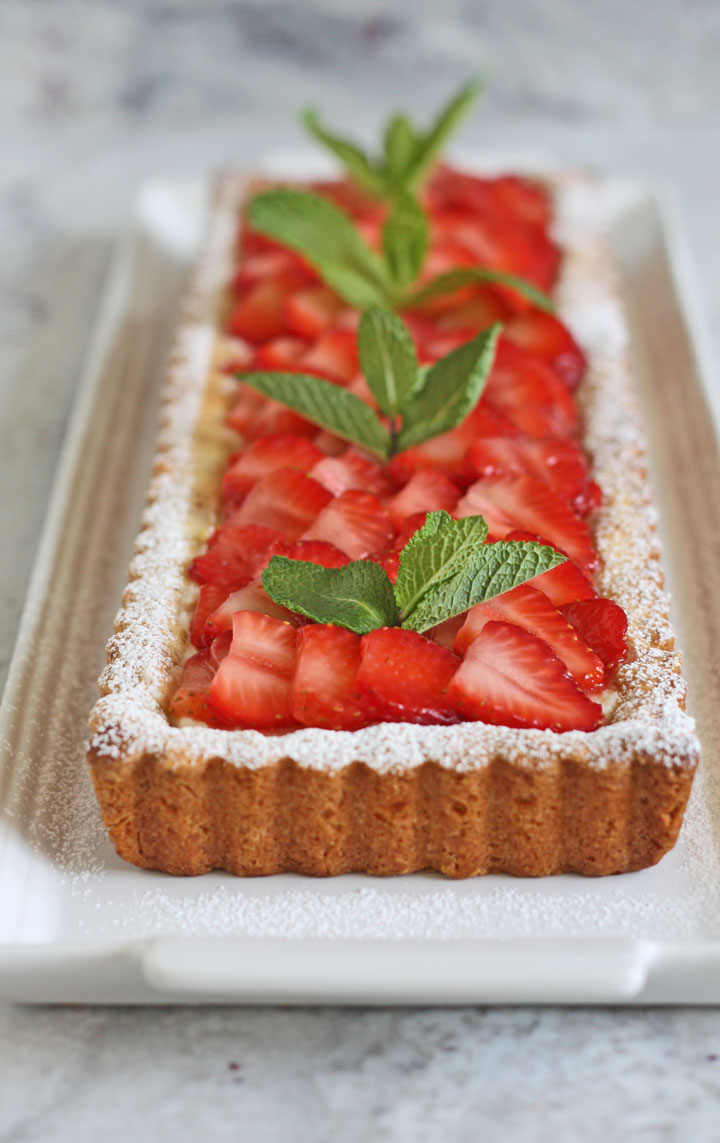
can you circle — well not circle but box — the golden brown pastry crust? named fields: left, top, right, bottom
left=86, top=172, right=699, bottom=878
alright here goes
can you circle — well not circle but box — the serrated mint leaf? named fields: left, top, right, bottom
left=407, top=267, right=555, bottom=313
left=383, top=115, right=418, bottom=189
left=404, top=77, right=483, bottom=191
left=381, top=194, right=429, bottom=290
left=301, top=109, right=386, bottom=198
left=396, top=323, right=501, bottom=452
left=248, top=189, right=390, bottom=309
left=402, top=539, right=567, bottom=633
left=239, top=371, right=390, bottom=459
left=262, top=556, right=398, bottom=634
left=394, top=511, right=489, bottom=621
left=357, top=307, right=421, bottom=419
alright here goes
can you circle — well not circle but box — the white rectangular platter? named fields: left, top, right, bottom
left=2, top=169, right=720, bottom=1005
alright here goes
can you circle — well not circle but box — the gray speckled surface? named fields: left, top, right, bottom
left=2, top=1, right=720, bottom=1137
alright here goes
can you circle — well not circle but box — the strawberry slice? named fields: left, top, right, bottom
left=386, top=469, right=460, bottom=527
left=191, top=583, right=231, bottom=648
left=227, top=385, right=316, bottom=441
left=189, top=524, right=281, bottom=588
left=504, top=310, right=587, bottom=389
left=252, top=336, right=308, bottom=372
left=356, top=628, right=460, bottom=725
left=169, top=631, right=232, bottom=725
left=304, top=490, right=395, bottom=559
left=226, top=280, right=292, bottom=344
left=292, top=624, right=369, bottom=730
left=205, top=577, right=299, bottom=641
left=467, top=435, right=595, bottom=512
left=300, top=329, right=359, bottom=385
left=388, top=402, right=518, bottom=489
left=447, top=621, right=603, bottom=731
left=233, top=469, right=332, bottom=540
left=454, top=583, right=605, bottom=691
left=284, top=285, right=346, bottom=340
left=483, top=339, right=578, bottom=438
left=490, top=175, right=553, bottom=231
left=209, top=612, right=297, bottom=729
left=433, top=285, right=512, bottom=331
left=560, top=599, right=629, bottom=675
left=221, top=435, right=323, bottom=509
left=456, top=475, right=598, bottom=572
left=500, top=529, right=596, bottom=607
left=274, top=539, right=351, bottom=568
left=311, top=449, right=392, bottom=498
left=233, top=249, right=316, bottom=292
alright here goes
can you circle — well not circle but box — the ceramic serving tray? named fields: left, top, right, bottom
left=2, top=161, right=720, bottom=1005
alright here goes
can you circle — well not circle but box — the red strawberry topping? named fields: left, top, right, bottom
left=169, top=631, right=233, bottom=725
left=386, top=469, right=460, bottom=527
left=356, top=628, right=460, bottom=725
left=454, top=582, right=605, bottom=691
left=304, top=489, right=395, bottom=559
left=221, top=434, right=323, bottom=509
left=232, top=468, right=333, bottom=540
left=560, top=599, right=629, bottom=676
left=209, top=612, right=297, bottom=729
left=447, top=621, right=603, bottom=731
left=189, top=524, right=281, bottom=588
left=311, top=448, right=392, bottom=498
left=292, top=624, right=368, bottom=730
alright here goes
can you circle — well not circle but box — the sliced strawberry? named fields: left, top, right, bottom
left=311, top=448, right=392, bottom=498
left=284, top=285, right=346, bottom=340
left=221, top=435, right=323, bottom=509
left=504, top=310, right=587, bottom=389
left=467, top=435, right=594, bottom=510
left=483, top=339, right=578, bottom=438
left=274, top=539, right=351, bottom=568
left=233, top=469, right=332, bottom=540
left=233, top=249, right=316, bottom=292
left=169, top=631, right=232, bottom=725
left=454, top=582, right=605, bottom=691
left=490, top=175, right=553, bottom=232
left=500, top=529, right=597, bottom=607
left=189, top=524, right=281, bottom=588
left=299, top=329, right=359, bottom=385
left=560, top=599, right=629, bottom=675
left=429, top=613, right=465, bottom=651
left=304, top=490, right=395, bottom=559
left=226, top=280, right=292, bottom=344
left=447, top=621, right=603, bottom=732
left=252, top=336, right=308, bottom=372
left=386, top=469, right=460, bottom=527
left=205, top=577, right=299, bottom=641
left=388, top=402, right=518, bottom=489
left=356, top=628, right=460, bottom=725
left=392, top=511, right=431, bottom=551
left=209, top=612, right=297, bottom=729
left=190, top=583, right=231, bottom=648
left=456, top=475, right=598, bottom=572
left=292, top=624, right=369, bottom=730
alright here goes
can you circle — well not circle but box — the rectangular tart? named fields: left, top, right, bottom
left=86, top=170, right=699, bottom=877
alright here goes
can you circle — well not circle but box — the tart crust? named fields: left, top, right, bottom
left=86, top=171, right=700, bottom=878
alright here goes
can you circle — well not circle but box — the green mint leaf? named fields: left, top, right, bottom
left=301, top=109, right=386, bottom=198
left=401, top=538, right=567, bottom=633
left=396, top=323, right=501, bottom=452
left=262, top=556, right=398, bottom=634
left=381, top=194, right=429, bottom=290
left=357, top=307, right=421, bottom=419
left=406, top=267, right=555, bottom=314
left=383, top=114, right=418, bottom=190
left=239, top=371, right=390, bottom=459
left=404, top=77, right=483, bottom=191
left=247, top=189, right=390, bottom=309
left=394, top=511, right=489, bottom=620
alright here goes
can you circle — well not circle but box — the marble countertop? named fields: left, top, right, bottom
left=2, top=1, right=720, bottom=1138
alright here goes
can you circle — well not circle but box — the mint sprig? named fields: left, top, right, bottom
left=262, top=557, right=398, bottom=633
left=239, top=309, right=501, bottom=461
left=302, top=77, right=483, bottom=200
left=246, top=185, right=553, bottom=315
left=262, top=512, right=566, bottom=635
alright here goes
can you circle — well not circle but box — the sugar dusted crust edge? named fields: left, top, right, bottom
left=86, top=171, right=700, bottom=878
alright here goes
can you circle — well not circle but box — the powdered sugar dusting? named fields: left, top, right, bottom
left=88, top=173, right=699, bottom=777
